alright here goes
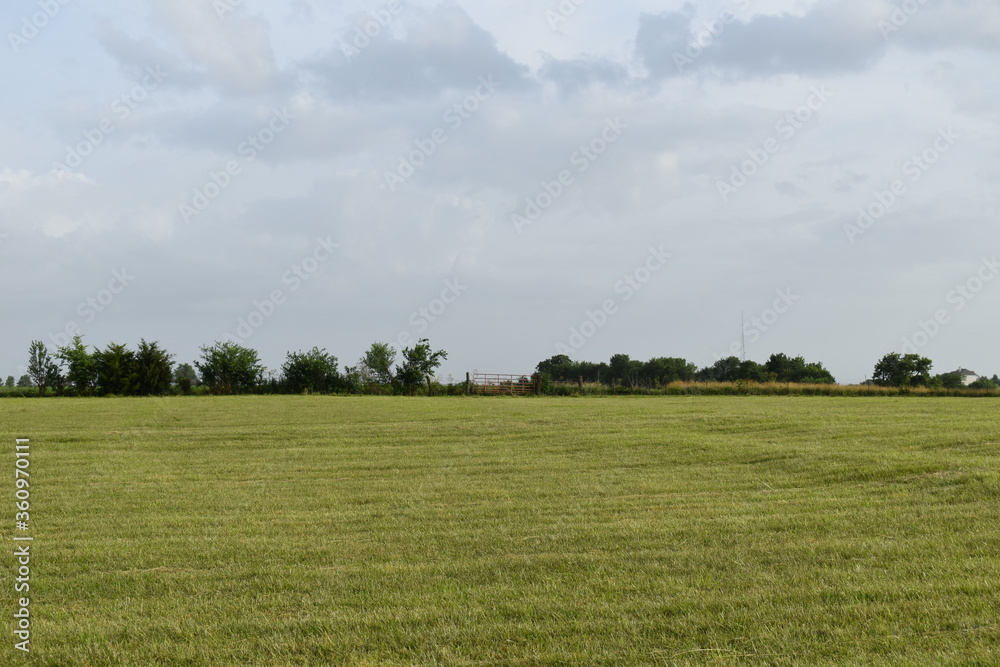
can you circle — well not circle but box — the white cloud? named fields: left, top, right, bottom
left=147, top=0, right=280, bottom=94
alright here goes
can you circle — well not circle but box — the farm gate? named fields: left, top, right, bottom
left=470, top=373, right=538, bottom=395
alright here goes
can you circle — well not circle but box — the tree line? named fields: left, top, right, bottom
left=13, top=336, right=447, bottom=397
left=870, top=352, right=998, bottom=389
left=536, top=352, right=998, bottom=390
left=535, top=353, right=836, bottom=386
left=7, top=336, right=998, bottom=396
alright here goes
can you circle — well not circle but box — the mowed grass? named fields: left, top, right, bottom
left=2, top=396, right=999, bottom=666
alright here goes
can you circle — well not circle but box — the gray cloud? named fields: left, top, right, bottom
left=538, top=55, right=631, bottom=95
left=148, top=0, right=282, bottom=95
left=635, top=1, right=1000, bottom=83
left=306, top=1, right=533, bottom=103
left=637, top=2, right=886, bottom=79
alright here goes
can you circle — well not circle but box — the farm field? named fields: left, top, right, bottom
left=2, top=396, right=999, bottom=665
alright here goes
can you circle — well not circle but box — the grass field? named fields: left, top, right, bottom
left=2, top=396, right=999, bottom=665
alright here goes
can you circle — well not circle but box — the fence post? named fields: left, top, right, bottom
left=465, top=372, right=471, bottom=396
left=578, top=376, right=584, bottom=393
left=427, top=377, right=432, bottom=396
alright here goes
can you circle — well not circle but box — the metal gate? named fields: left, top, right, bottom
left=472, top=373, right=536, bottom=395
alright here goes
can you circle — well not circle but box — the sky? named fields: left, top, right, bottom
left=1, top=0, right=998, bottom=385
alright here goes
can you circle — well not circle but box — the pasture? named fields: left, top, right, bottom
left=2, top=396, right=998, bottom=665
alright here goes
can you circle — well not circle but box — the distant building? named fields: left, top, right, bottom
left=952, top=368, right=980, bottom=386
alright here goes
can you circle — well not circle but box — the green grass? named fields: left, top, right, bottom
left=2, top=396, right=999, bottom=665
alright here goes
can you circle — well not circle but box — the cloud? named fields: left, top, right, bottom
left=0, top=168, right=94, bottom=203
left=775, top=180, right=806, bottom=197
left=887, top=0, right=1000, bottom=53
left=637, top=1, right=886, bottom=79
left=146, top=0, right=281, bottom=95
left=306, top=1, right=532, bottom=102
left=0, top=168, right=43, bottom=198
left=96, top=21, right=204, bottom=91
left=538, top=55, right=631, bottom=95
left=635, top=1, right=1000, bottom=83
left=633, top=4, right=698, bottom=80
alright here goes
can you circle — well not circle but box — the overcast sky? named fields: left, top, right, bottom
left=2, top=0, right=998, bottom=385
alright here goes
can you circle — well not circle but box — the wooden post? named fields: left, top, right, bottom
left=427, top=377, right=432, bottom=396
left=578, top=376, right=584, bottom=393
left=533, top=374, right=542, bottom=395
left=465, top=372, right=471, bottom=396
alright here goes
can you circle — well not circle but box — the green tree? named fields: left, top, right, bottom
left=608, top=353, right=642, bottom=385
left=56, top=334, right=97, bottom=394
left=800, top=361, right=835, bottom=384
left=738, top=359, right=767, bottom=382
left=395, top=339, right=447, bottom=394
left=872, top=353, right=933, bottom=387
left=536, top=354, right=577, bottom=382
left=16, top=375, right=32, bottom=388
left=132, top=340, right=174, bottom=396
left=641, top=357, right=697, bottom=385
left=360, top=342, right=396, bottom=386
left=27, top=340, right=61, bottom=395
left=766, top=353, right=835, bottom=384
left=4, top=376, right=13, bottom=388
left=935, top=372, right=965, bottom=389
left=765, top=353, right=801, bottom=381
left=282, top=347, right=340, bottom=393
left=698, top=356, right=741, bottom=382
left=341, top=365, right=361, bottom=394
left=94, top=343, right=135, bottom=395
left=195, top=341, right=265, bottom=395
left=173, top=363, right=198, bottom=394
left=174, top=363, right=198, bottom=384
left=969, top=377, right=997, bottom=390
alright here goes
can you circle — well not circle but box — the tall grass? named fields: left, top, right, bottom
left=543, top=380, right=1000, bottom=397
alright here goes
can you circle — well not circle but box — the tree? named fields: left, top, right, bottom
left=195, top=341, right=265, bottom=394
left=27, top=340, right=61, bottom=396
left=341, top=365, right=361, bottom=394
left=132, top=340, right=174, bottom=396
left=395, top=339, right=447, bottom=394
left=16, top=375, right=32, bottom=388
left=608, top=353, right=642, bottom=385
left=282, top=347, right=340, bottom=393
left=94, top=343, right=136, bottom=395
left=57, top=334, right=97, bottom=394
left=174, top=363, right=198, bottom=385
left=641, top=357, right=697, bottom=385
left=969, top=377, right=997, bottom=390
left=765, top=353, right=795, bottom=381
left=359, top=342, right=396, bottom=386
left=536, top=354, right=577, bottom=382
left=872, top=352, right=932, bottom=387
left=935, top=372, right=965, bottom=390
left=738, top=359, right=767, bottom=382
left=698, top=356, right=741, bottom=382
left=765, top=353, right=835, bottom=384
left=4, top=376, right=13, bottom=388
left=800, top=361, right=835, bottom=384
left=174, top=363, right=198, bottom=394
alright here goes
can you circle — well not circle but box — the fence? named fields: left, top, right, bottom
left=470, top=373, right=537, bottom=395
